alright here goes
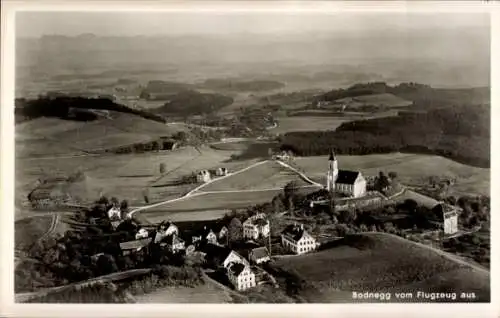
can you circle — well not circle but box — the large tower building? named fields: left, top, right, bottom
left=327, top=149, right=338, bottom=192
left=325, top=149, right=367, bottom=198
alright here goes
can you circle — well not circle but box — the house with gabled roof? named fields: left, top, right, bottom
left=161, top=234, right=186, bottom=253
left=119, top=237, right=152, bottom=256
left=281, top=224, right=317, bottom=255
left=227, top=262, right=256, bottom=291
left=249, top=246, right=270, bottom=264
left=243, top=213, right=270, bottom=240
left=154, top=221, right=179, bottom=243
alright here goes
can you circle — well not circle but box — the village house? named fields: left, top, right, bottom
left=160, top=234, right=186, bottom=253
left=227, top=262, right=256, bottom=291
left=154, top=221, right=179, bottom=243
left=110, top=220, right=122, bottom=230
left=326, top=149, right=367, bottom=198
left=215, top=167, right=229, bottom=177
left=223, top=250, right=249, bottom=269
left=281, top=224, right=317, bottom=255
left=443, top=209, right=459, bottom=235
left=218, top=226, right=228, bottom=241
left=196, top=170, right=212, bottom=183
left=243, top=213, right=270, bottom=240
left=249, top=246, right=271, bottom=264
left=135, top=228, right=150, bottom=240
left=119, top=238, right=152, bottom=256
left=107, top=206, right=121, bottom=220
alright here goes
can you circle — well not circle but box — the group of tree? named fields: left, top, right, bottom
left=280, top=104, right=490, bottom=168
left=15, top=96, right=166, bottom=124
left=155, top=90, right=234, bottom=117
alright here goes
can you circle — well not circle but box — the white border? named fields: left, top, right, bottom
left=1, top=1, right=499, bottom=318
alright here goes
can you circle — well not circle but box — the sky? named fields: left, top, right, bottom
left=16, top=11, right=490, bottom=38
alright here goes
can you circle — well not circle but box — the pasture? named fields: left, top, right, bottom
left=271, top=233, right=490, bottom=302
left=140, top=189, right=282, bottom=224
left=134, top=283, right=233, bottom=303
left=15, top=215, right=53, bottom=251
left=334, top=93, right=412, bottom=108
left=270, top=116, right=351, bottom=134
left=294, top=153, right=490, bottom=196
left=197, top=160, right=314, bottom=192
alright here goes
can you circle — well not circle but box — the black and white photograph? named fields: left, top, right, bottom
left=1, top=1, right=495, bottom=313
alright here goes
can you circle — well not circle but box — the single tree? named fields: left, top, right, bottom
left=228, top=217, right=242, bottom=244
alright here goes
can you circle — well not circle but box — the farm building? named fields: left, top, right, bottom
left=119, top=238, right=152, bottom=256
left=107, top=206, right=121, bottom=220
left=27, top=186, right=72, bottom=209
left=281, top=224, right=317, bottom=255
left=161, top=234, right=186, bottom=253
left=215, top=167, right=229, bottom=177
left=326, top=149, right=367, bottom=198
left=223, top=250, right=249, bottom=269
left=249, top=247, right=271, bottom=264
left=227, top=263, right=256, bottom=291
left=196, top=170, right=211, bottom=183
left=110, top=220, right=122, bottom=230
left=135, top=228, right=150, bottom=240
left=243, top=213, right=270, bottom=240
left=154, top=221, right=179, bottom=243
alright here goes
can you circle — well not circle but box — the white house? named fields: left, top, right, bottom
left=243, top=213, right=270, bottom=240
left=443, top=209, right=459, bottom=235
left=107, top=206, right=121, bottom=220
left=281, top=224, right=317, bottom=255
left=227, top=263, right=256, bottom=291
left=135, top=228, right=150, bottom=240
left=326, top=149, right=366, bottom=198
left=215, top=167, right=229, bottom=177
left=249, top=247, right=270, bottom=264
left=196, top=170, right=211, bottom=183
left=154, top=221, right=179, bottom=243
left=223, top=250, right=249, bottom=269
left=161, top=234, right=186, bottom=253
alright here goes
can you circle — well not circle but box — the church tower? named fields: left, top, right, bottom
left=327, top=149, right=338, bottom=192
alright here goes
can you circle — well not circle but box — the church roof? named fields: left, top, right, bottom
left=336, top=170, right=360, bottom=185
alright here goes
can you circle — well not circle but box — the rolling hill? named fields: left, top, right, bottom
left=270, top=232, right=490, bottom=303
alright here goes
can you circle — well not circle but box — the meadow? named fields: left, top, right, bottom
left=334, top=93, right=412, bottom=108
left=15, top=215, right=53, bottom=251
left=141, top=189, right=282, bottom=224
left=269, top=116, right=350, bottom=134
left=197, top=160, right=313, bottom=192
left=271, top=233, right=490, bottom=302
left=294, top=153, right=490, bottom=196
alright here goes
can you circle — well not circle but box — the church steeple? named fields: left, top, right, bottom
left=327, top=148, right=339, bottom=192
left=328, top=149, right=336, bottom=161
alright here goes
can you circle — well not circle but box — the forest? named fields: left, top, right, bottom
left=15, top=96, right=167, bottom=123
left=155, top=90, right=234, bottom=116
left=280, top=104, right=490, bottom=168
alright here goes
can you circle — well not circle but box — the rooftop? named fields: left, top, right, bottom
left=119, top=238, right=152, bottom=251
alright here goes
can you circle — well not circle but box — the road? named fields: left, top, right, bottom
left=128, top=160, right=270, bottom=217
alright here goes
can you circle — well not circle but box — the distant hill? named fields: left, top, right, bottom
left=281, top=82, right=490, bottom=168
left=317, top=82, right=489, bottom=109
left=200, top=79, right=285, bottom=92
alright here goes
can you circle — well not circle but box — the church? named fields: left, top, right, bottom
left=326, top=149, right=367, bottom=198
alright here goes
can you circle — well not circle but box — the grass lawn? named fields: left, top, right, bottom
left=334, top=93, right=412, bottom=108
left=198, top=160, right=312, bottom=192
left=134, top=283, right=233, bottom=303
left=270, top=116, right=350, bottom=134
left=295, top=153, right=489, bottom=196
left=15, top=215, right=53, bottom=251
left=270, top=233, right=490, bottom=303
left=141, top=189, right=282, bottom=223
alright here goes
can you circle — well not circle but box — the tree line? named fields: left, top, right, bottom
left=279, top=104, right=490, bottom=168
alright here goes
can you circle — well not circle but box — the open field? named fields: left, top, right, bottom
left=294, top=153, right=489, bottom=196
left=134, top=283, right=233, bottom=303
left=198, top=160, right=313, bottom=192
left=141, top=190, right=282, bottom=223
left=16, top=113, right=182, bottom=156
left=16, top=146, right=247, bottom=214
left=271, top=233, right=489, bottom=302
left=15, top=215, right=53, bottom=251
left=270, top=116, right=350, bottom=134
